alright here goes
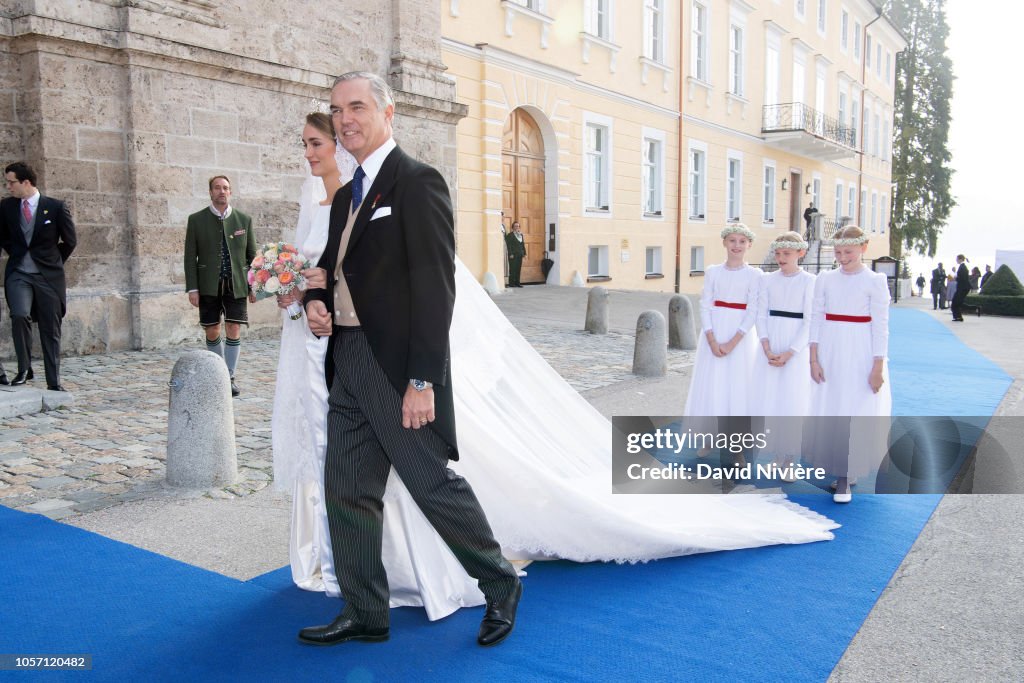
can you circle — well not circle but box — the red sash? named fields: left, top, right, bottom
left=825, top=313, right=871, bottom=323
left=714, top=300, right=747, bottom=310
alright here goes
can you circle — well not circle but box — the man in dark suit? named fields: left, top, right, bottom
left=505, top=221, right=526, bottom=287
left=931, top=263, right=946, bottom=310
left=1, top=162, right=76, bottom=390
left=300, top=72, right=521, bottom=648
left=950, top=254, right=978, bottom=321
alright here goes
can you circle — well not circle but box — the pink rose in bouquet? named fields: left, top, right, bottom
left=248, top=242, right=311, bottom=320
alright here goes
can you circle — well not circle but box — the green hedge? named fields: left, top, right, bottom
left=965, top=294, right=1024, bottom=317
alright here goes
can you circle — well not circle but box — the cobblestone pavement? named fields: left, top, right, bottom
left=0, top=320, right=694, bottom=520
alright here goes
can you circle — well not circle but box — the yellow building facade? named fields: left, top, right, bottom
left=680, top=0, right=905, bottom=289
left=442, top=0, right=681, bottom=290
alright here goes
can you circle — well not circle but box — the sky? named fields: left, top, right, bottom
left=904, top=1, right=1024, bottom=278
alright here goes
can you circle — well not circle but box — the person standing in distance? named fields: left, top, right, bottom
left=300, top=71, right=521, bottom=648
left=183, top=175, right=256, bottom=396
left=0, top=161, right=77, bottom=390
left=505, top=221, right=526, bottom=288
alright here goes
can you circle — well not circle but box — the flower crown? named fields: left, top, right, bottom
left=720, top=224, right=755, bottom=241
left=829, top=234, right=870, bottom=246
left=769, top=238, right=808, bottom=251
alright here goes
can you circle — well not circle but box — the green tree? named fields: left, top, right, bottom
left=886, top=0, right=955, bottom=259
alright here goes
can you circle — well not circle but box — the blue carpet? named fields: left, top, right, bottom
left=0, top=308, right=1011, bottom=681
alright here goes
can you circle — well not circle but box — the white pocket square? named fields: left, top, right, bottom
left=43, top=220, right=52, bottom=225
left=370, top=206, right=391, bottom=221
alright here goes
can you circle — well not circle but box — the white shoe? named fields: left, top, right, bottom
left=829, top=478, right=857, bottom=490
left=833, top=492, right=852, bottom=503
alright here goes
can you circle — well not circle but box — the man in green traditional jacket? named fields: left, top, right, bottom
left=183, top=175, right=256, bottom=397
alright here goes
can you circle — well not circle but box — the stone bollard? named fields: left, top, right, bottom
left=166, top=351, right=238, bottom=488
left=585, top=286, right=609, bottom=334
left=482, top=271, right=500, bottom=295
left=668, top=295, right=698, bottom=350
left=633, top=310, right=667, bottom=377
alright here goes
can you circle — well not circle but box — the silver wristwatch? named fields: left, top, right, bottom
left=410, top=379, right=433, bottom=391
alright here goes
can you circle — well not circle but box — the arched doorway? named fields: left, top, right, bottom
left=502, top=109, right=546, bottom=284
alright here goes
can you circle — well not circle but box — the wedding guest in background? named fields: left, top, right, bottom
left=0, top=161, right=76, bottom=391
left=931, top=263, right=946, bottom=310
left=969, top=266, right=981, bottom=293
left=980, top=264, right=993, bottom=292
left=915, top=273, right=926, bottom=297
left=183, top=175, right=257, bottom=397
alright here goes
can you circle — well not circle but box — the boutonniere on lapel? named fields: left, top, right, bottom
left=43, top=209, right=49, bottom=215
left=369, top=194, right=382, bottom=212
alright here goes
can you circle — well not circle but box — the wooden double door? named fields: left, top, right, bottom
left=502, top=109, right=546, bottom=284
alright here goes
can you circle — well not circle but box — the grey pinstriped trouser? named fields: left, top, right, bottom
left=324, top=327, right=517, bottom=628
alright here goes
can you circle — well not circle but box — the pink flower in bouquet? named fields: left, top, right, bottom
left=251, top=255, right=265, bottom=269
left=273, top=261, right=285, bottom=274
left=279, top=271, right=295, bottom=285
left=277, top=251, right=292, bottom=262
left=255, top=269, right=272, bottom=285
left=247, top=270, right=256, bottom=285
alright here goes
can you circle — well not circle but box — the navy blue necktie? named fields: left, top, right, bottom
left=352, top=166, right=365, bottom=210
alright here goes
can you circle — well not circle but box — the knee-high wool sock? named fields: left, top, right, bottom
left=224, top=337, right=241, bottom=379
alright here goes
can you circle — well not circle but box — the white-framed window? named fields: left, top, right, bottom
left=817, top=0, right=827, bottom=34
left=882, top=119, right=889, bottom=161
left=881, top=194, right=887, bottom=232
left=644, top=0, right=664, bottom=62
left=690, top=245, right=705, bottom=273
left=796, top=0, right=806, bottom=20
left=510, top=0, right=540, bottom=8
left=854, top=20, right=862, bottom=61
left=691, top=2, right=708, bottom=82
left=851, top=93, right=859, bottom=147
left=865, top=34, right=872, bottom=68
left=872, top=110, right=880, bottom=157
left=729, top=24, right=744, bottom=96
left=645, top=246, right=663, bottom=275
left=765, top=43, right=780, bottom=106
left=840, top=8, right=849, bottom=52
left=726, top=153, right=743, bottom=222
left=587, top=0, right=613, bottom=41
left=859, top=188, right=867, bottom=224
left=812, top=176, right=822, bottom=212
left=848, top=186, right=856, bottom=219
left=588, top=245, right=609, bottom=277
left=876, top=43, right=882, bottom=77
left=763, top=161, right=777, bottom=224
left=583, top=112, right=613, bottom=214
left=885, top=51, right=892, bottom=84
left=870, top=191, right=878, bottom=231
left=641, top=128, right=665, bottom=217
left=838, top=90, right=847, bottom=129
left=835, top=181, right=844, bottom=219
left=688, top=141, right=707, bottom=220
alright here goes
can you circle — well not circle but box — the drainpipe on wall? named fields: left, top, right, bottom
left=674, top=0, right=685, bottom=294
left=857, top=6, right=884, bottom=229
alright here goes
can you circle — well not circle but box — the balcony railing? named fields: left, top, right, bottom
left=762, top=103, right=857, bottom=150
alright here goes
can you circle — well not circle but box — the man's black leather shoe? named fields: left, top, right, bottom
left=11, top=369, right=33, bottom=386
left=477, top=580, right=522, bottom=647
left=0, top=374, right=8, bottom=386
left=230, top=381, right=240, bottom=397
left=47, top=385, right=67, bottom=392
left=297, top=615, right=389, bottom=646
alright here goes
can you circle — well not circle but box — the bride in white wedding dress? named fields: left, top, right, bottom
left=272, top=115, right=838, bottom=621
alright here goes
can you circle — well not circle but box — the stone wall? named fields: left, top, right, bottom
left=0, top=0, right=464, bottom=357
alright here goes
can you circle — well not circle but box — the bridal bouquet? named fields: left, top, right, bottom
left=248, top=242, right=310, bottom=320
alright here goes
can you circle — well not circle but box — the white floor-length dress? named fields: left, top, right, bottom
left=804, top=267, right=892, bottom=478
left=684, top=263, right=762, bottom=416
